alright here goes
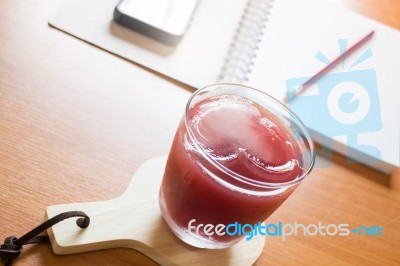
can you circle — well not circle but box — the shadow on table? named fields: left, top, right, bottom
left=314, top=146, right=394, bottom=189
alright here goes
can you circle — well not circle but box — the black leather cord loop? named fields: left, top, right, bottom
left=0, top=211, right=90, bottom=266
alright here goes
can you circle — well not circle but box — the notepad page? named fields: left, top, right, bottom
left=247, top=0, right=400, bottom=171
left=50, top=0, right=248, bottom=88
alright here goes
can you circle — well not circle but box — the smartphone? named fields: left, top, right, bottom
left=113, top=0, right=200, bottom=45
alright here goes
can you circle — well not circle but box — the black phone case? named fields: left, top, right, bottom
left=113, top=2, right=186, bottom=46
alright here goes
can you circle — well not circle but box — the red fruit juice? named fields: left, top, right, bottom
left=161, top=94, right=304, bottom=243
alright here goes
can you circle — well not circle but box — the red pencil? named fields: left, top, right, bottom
left=285, top=30, right=375, bottom=102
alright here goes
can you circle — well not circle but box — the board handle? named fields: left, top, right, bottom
left=46, top=156, right=265, bottom=266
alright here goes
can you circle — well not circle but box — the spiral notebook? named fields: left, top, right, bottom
left=50, top=0, right=400, bottom=173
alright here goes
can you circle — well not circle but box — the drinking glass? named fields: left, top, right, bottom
left=159, top=83, right=315, bottom=249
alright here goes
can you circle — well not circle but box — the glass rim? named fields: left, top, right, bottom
left=184, top=82, right=316, bottom=189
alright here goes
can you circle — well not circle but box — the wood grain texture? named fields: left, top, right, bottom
left=0, top=0, right=399, bottom=265
left=46, top=157, right=265, bottom=266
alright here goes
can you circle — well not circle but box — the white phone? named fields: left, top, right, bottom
left=113, top=0, right=200, bottom=45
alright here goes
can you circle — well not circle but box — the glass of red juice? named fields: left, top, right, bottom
left=159, top=83, right=315, bottom=249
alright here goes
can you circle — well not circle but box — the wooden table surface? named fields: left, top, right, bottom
left=1, top=1, right=399, bottom=265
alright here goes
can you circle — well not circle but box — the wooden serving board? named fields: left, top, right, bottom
left=45, top=157, right=265, bottom=266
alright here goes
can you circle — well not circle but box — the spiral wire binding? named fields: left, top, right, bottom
left=218, top=0, right=274, bottom=83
